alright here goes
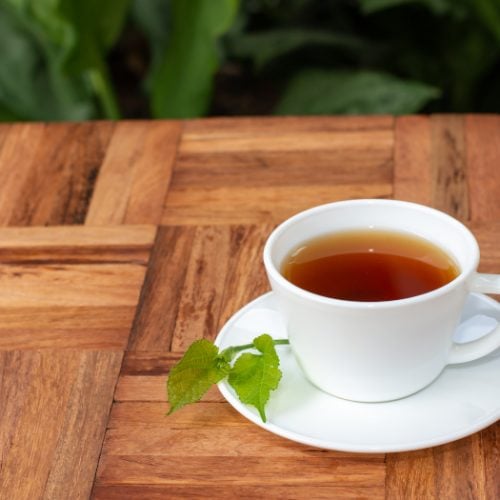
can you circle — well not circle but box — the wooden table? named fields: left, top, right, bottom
left=0, top=116, right=498, bottom=499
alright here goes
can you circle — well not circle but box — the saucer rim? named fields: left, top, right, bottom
left=215, top=291, right=500, bottom=453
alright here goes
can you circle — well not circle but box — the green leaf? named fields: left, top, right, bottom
left=131, top=0, right=171, bottom=91
left=60, top=0, right=131, bottom=118
left=167, top=339, right=230, bottom=415
left=472, top=0, right=500, bottom=42
left=0, top=3, right=93, bottom=121
left=151, top=0, right=240, bottom=118
left=359, top=0, right=455, bottom=15
left=228, top=334, right=282, bottom=422
left=275, top=69, right=440, bottom=115
left=0, top=0, right=130, bottom=121
left=228, top=28, right=368, bottom=71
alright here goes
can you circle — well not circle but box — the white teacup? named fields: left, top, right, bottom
left=263, top=199, right=500, bottom=402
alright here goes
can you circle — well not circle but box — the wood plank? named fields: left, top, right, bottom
left=0, top=225, right=156, bottom=263
left=180, top=130, right=393, bottom=154
left=102, top=425, right=327, bottom=457
left=164, top=116, right=393, bottom=225
left=0, top=263, right=144, bottom=307
left=394, top=116, right=433, bottom=204
left=0, top=350, right=122, bottom=500
left=466, top=115, right=500, bottom=223
left=170, top=226, right=230, bottom=350
left=95, top=456, right=385, bottom=498
left=0, top=305, right=135, bottom=330
left=430, top=115, right=468, bottom=219
left=0, top=263, right=146, bottom=348
left=183, top=115, right=394, bottom=136
left=163, top=184, right=392, bottom=225
left=217, top=224, right=271, bottom=330
left=174, top=149, right=392, bottom=187
left=0, top=123, right=46, bottom=225
left=109, top=402, right=241, bottom=427
left=93, top=484, right=383, bottom=500
left=0, top=122, right=115, bottom=226
left=394, top=115, right=469, bottom=219
left=385, top=431, right=497, bottom=499
left=121, top=351, right=182, bottom=375
left=0, top=328, right=128, bottom=350
left=86, top=120, right=181, bottom=225
left=471, top=221, right=500, bottom=273
left=128, top=226, right=195, bottom=351
left=129, top=224, right=272, bottom=351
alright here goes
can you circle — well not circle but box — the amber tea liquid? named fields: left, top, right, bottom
left=281, top=229, right=460, bottom=301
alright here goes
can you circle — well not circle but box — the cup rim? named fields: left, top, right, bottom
left=263, top=199, right=480, bottom=309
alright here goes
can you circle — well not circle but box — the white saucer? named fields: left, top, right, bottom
left=215, top=292, right=500, bottom=453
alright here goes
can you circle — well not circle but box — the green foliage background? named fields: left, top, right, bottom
left=0, top=0, right=499, bottom=120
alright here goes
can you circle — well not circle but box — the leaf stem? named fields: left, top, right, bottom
left=220, top=338, right=289, bottom=362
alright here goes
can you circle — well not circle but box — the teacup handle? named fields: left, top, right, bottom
left=448, top=273, right=500, bottom=364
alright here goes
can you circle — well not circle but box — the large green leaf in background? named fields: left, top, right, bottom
left=228, top=28, right=368, bottom=71
left=151, top=0, right=239, bottom=118
left=62, top=0, right=131, bottom=118
left=131, top=0, right=171, bottom=85
left=0, top=0, right=129, bottom=120
left=473, top=0, right=500, bottom=42
left=276, top=69, right=440, bottom=115
left=359, top=0, right=457, bottom=15
left=0, top=2, right=90, bottom=120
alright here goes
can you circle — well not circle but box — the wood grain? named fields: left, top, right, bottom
left=93, top=484, right=382, bottom=500
left=0, top=225, right=154, bottom=349
left=170, top=225, right=230, bottom=350
left=0, top=350, right=122, bottom=500
left=129, top=225, right=270, bottom=351
left=0, top=122, right=115, bottom=226
left=466, top=115, right=500, bottom=223
left=0, top=225, right=155, bottom=263
left=430, top=115, right=468, bottom=219
left=96, top=399, right=385, bottom=498
left=394, top=115, right=469, bottom=219
left=385, top=432, right=496, bottom=499
left=163, top=184, right=392, bottom=225
left=163, top=116, right=393, bottom=225
left=95, top=456, right=385, bottom=499
left=0, top=263, right=144, bottom=307
left=217, top=224, right=271, bottom=330
left=128, top=226, right=195, bottom=351
left=390, top=115, right=432, bottom=204
left=86, top=120, right=181, bottom=225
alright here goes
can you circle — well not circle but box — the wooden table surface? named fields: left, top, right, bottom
left=0, top=116, right=498, bottom=499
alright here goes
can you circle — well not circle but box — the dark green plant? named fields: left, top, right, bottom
left=0, top=0, right=499, bottom=121
left=0, top=0, right=130, bottom=120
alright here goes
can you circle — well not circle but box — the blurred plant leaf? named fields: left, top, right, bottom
left=276, top=69, right=440, bottom=115
left=472, top=0, right=500, bottom=42
left=60, top=0, right=131, bottom=118
left=0, top=3, right=93, bottom=121
left=0, top=0, right=129, bottom=121
left=228, top=28, right=369, bottom=70
left=151, top=0, right=240, bottom=118
left=359, top=0, right=456, bottom=15
left=131, top=0, right=170, bottom=84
